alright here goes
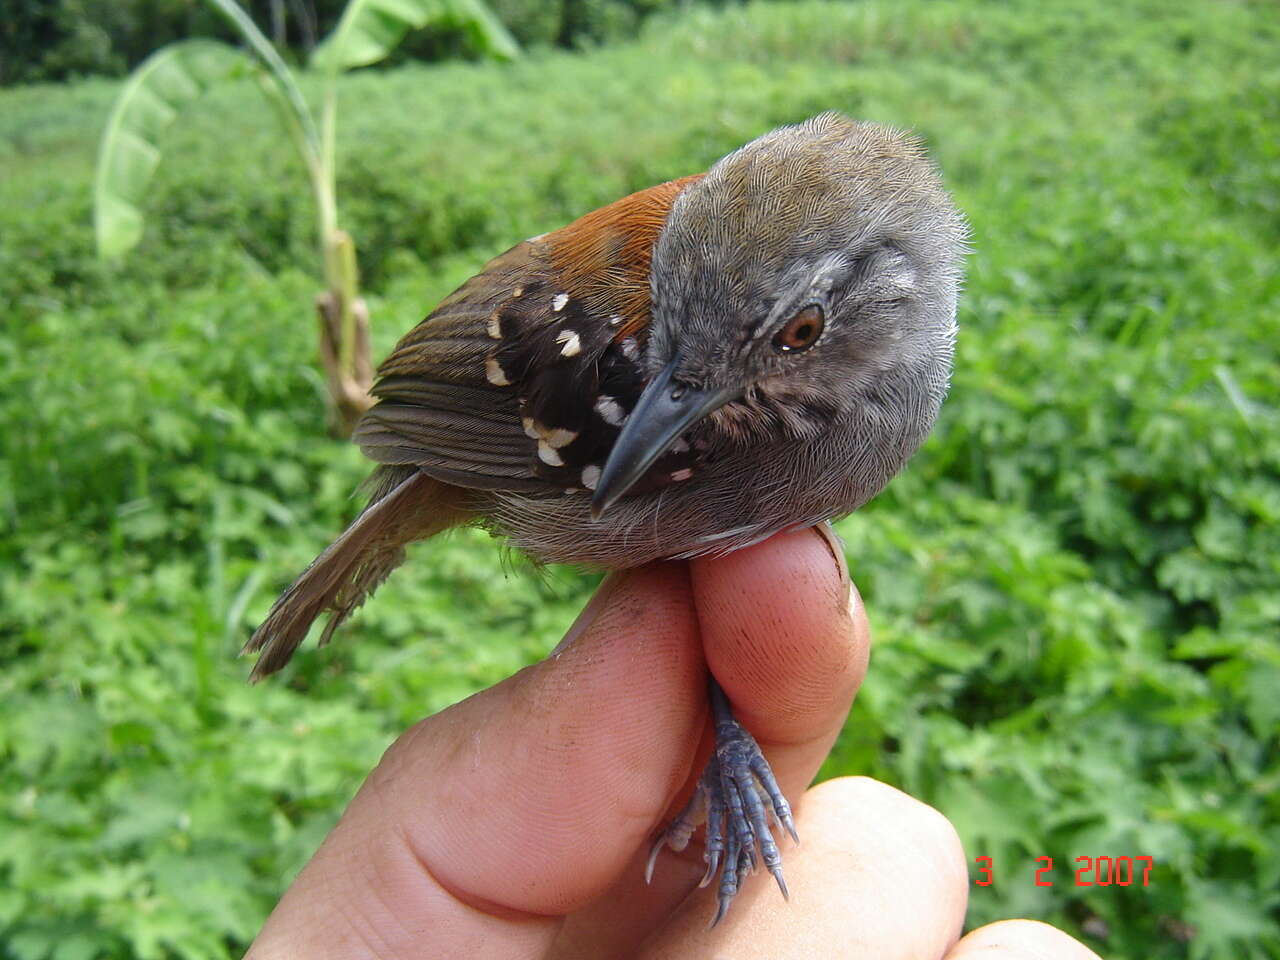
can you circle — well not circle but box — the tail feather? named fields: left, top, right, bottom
left=243, top=467, right=465, bottom=681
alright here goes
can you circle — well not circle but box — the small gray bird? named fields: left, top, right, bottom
left=246, top=112, right=968, bottom=923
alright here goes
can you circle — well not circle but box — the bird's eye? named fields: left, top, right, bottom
left=772, top=305, right=825, bottom=353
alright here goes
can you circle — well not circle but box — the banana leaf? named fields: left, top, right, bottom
left=312, top=0, right=519, bottom=72
left=93, top=40, right=252, bottom=259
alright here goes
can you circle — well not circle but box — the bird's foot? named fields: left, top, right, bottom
left=645, top=679, right=798, bottom=927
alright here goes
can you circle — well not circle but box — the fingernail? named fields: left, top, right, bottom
left=847, top=579, right=863, bottom=627
left=549, top=572, right=621, bottom=657
left=811, top=522, right=851, bottom=605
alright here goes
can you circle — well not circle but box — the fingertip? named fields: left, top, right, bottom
left=805, top=776, right=968, bottom=892
left=689, top=526, right=867, bottom=747
left=948, top=919, right=1104, bottom=959
left=641, top=776, right=969, bottom=958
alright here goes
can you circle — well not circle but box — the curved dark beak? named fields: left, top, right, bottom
left=590, top=357, right=737, bottom=518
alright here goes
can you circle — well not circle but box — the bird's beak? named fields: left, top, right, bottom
left=591, top=357, right=737, bottom=518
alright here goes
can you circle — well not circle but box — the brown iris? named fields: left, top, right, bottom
left=772, top=304, right=825, bottom=352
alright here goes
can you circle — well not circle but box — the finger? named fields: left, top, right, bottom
left=694, top=524, right=866, bottom=749
left=947, top=920, right=1104, bottom=959
left=551, top=526, right=868, bottom=956
left=639, top=777, right=969, bottom=958
left=248, top=563, right=707, bottom=959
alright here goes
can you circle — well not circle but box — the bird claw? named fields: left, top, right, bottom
left=645, top=779, right=701, bottom=885
left=647, top=695, right=797, bottom=927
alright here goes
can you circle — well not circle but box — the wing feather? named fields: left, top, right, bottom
left=352, top=241, right=545, bottom=487
left=351, top=176, right=703, bottom=493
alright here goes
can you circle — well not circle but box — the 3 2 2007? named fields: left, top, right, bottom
left=973, top=855, right=1155, bottom=887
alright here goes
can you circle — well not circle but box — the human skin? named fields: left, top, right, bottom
left=247, top=527, right=1102, bottom=959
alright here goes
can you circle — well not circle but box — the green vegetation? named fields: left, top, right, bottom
left=93, top=0, right=517, bottom=435
left=1, top=0, right=692, bottom=85
left=2, top=1, right=1277, bottom=957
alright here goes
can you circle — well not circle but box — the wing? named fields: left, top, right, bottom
left=355, top=238, right=547, bottom=490
left=352, top=175, right=705, bottom=495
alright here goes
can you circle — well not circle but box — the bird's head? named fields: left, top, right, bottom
left=591, top=112, right=969, bottom=517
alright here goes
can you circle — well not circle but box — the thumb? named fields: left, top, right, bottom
left=247, top=563, right=706, bottom=959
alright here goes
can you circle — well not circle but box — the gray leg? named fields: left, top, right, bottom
left=646, top=676, right=798, bottom=927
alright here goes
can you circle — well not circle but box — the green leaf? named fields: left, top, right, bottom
left=313, top=0, right=520, bottom=72
left=1186, top=880, right=1280, bottom=959
left=204, top=0, right=321, bottom=159
left=93, top=41, right=252, bottom=259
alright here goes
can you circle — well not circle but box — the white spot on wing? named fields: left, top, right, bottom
left=544, top=427, right=578, bottom=448
left=620, top=337, right=639, bottom=361
left=525, top=418, right=578, bottom=447
left=581, top=465, right=601, bottom=490
left=537, top=441, right=564, bottom=466
left=485, top=357, right=510, bottom=386
left=594, top=395, right=628, bottom=427
left=670, top=468, right=693, bottom=482
left=556, top=329, right=582, bottom=357
left=487, top=312, right=502, bottom=339
left=552, top=293, right=570, bottom=312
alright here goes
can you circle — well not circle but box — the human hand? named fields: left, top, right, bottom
left=247, top=527, right=1101, bottom=959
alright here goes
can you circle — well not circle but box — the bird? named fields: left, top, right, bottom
left=245, top=111, right=968, bottom=925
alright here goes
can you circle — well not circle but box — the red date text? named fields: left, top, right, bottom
left=973, top=855, right=1155, bottom=887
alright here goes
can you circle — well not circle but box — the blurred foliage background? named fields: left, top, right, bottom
left=0, top=0, right=691, bottom=85
left=2, top=0, right=1278, bottom=957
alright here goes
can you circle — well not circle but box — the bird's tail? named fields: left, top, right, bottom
left=242, top=466, right=466, bottom=681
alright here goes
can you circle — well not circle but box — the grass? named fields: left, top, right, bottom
left=1, top=1, right=1277, bottom=957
